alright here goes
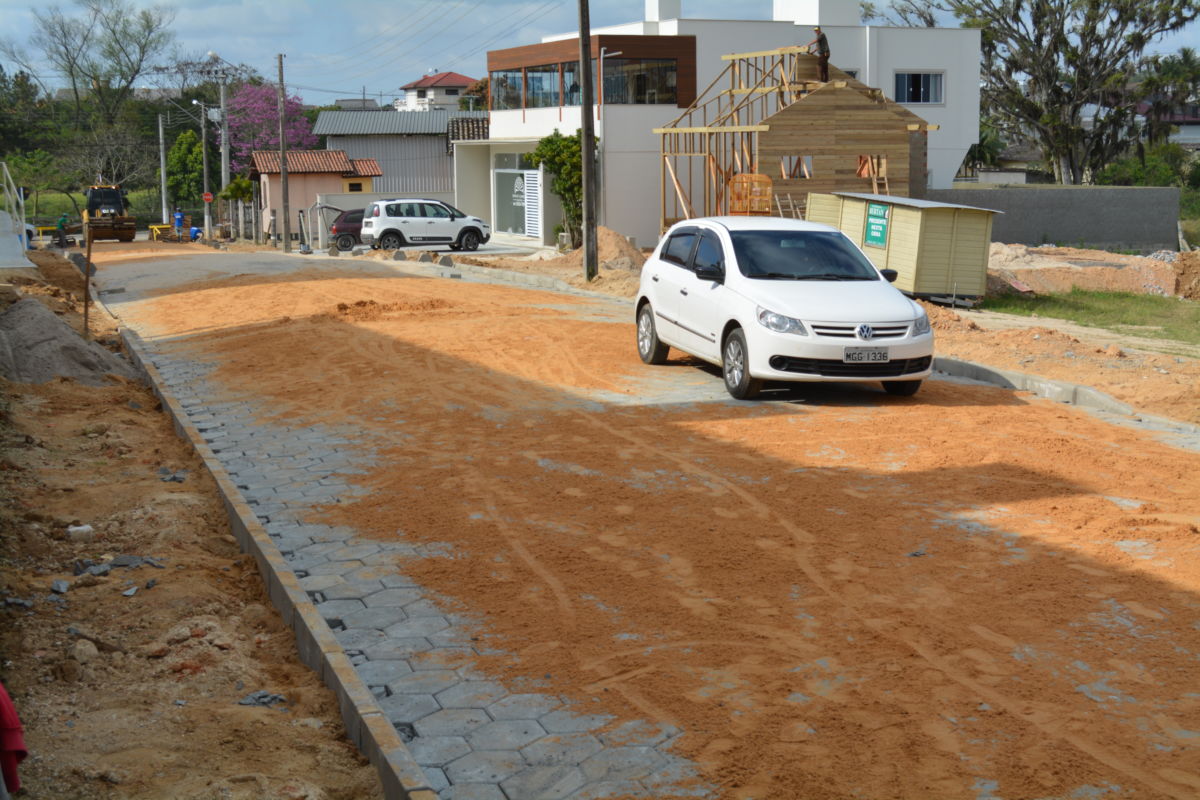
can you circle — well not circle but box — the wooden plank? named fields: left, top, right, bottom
left=654, top=125, right=769, bottom=134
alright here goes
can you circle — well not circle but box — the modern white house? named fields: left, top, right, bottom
left=453, top=0, right=980, bottom=248
left=396, top=71, right=480, bottom=112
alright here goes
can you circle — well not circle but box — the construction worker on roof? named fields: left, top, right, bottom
left=806, top=26, right=830, bottom=83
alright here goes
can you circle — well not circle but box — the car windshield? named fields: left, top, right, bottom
left=730, top=230, right=880, bottom=280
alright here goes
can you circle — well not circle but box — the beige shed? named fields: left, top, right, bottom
left=806, top=191, right=1000, bottom=301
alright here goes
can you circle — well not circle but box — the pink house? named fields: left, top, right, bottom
left=250, top=150, right=382, bottom=238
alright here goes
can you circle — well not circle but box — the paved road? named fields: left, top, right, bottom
left=95, top=251, right=1200, bottom=800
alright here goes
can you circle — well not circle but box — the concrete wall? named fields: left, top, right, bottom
left=928, top=186, right=1181, bottom=252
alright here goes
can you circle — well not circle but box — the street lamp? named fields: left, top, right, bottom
left=192, top=99, right=212, bottom=240
left=206, top=51, right=231, bottom=194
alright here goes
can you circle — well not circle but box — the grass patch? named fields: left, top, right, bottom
left=979, top=287, right=1200, bottom=346
left=1181, top=217, right=1200, bottom=249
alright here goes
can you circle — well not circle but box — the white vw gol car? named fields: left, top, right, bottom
left=635, top=217, right=934, bottom=400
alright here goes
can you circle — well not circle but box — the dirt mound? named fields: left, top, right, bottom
left=562, top=226, right=646, bottom=270
left=987, top=243, right=1180, bottom=297
left=332, top=298, right=456, bottom=321
left=918, top=300, right=981, bottom=332
left=1175, top=251, right=1200, bottom=300
left=0, top=298, right=139, bottom=386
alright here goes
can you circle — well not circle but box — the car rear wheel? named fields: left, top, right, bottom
left=882, top=380, right=921, bottom=397
left=722, top=328, right=762, bottom=400
left=636, top=304, right=669, bottom=365
left=460, top=229, right=481, bottom=252
left=335, top=234, right=356, bottom=251
left=379, top=232, right=403, bottom=250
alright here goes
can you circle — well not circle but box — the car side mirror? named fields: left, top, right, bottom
left=880, top=269, right=898, bottom=283
left=694, top=263, right=724, bottom=282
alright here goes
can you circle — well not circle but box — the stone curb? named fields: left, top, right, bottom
left=933, top=356, right=1135, bottom=415
left=118, top=326, right=431, bottom=800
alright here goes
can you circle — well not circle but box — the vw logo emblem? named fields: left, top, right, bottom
left=856, top=323, right=874, bottom=340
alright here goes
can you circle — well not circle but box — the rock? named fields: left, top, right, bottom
left=86, top=563, right=111, bottom=576
left=75, top=574, right=102, bottom=588
left=72, top=639, right=99, bottom=664
left=144, top=644, right=170, bottom=659
left=295, top=717, right=324, bottom=730
left=164, top=624, right=193, bottom=645
left=67, top=524, right=95, bottom=542
left=51, top=579, right=70, bottom=594
left=110, top=555, right=143, bottom=568
left=438, top=255, right=454, bottom=267
left=80, top=423, right=109, bottom=436
left=239, top=690, right=286, bottom=707
left=392, top=250, right=407, bottom=261
left=55, top=659, right=82, bottom=682
left=122, top=586, right=137, bottom=597
left=5, top=597, right=33, bottom=608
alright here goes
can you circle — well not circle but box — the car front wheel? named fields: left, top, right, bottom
left=883, top=380, right=921, bottom=396
left=379, top=232, right=403, bottom=250
left=722, top=328, right=762, bottom=400
left=459, top=229, right=481, bottom=251
left=636, top=304, right=670, bottom=364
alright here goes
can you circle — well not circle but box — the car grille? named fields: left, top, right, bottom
left=768, top=355, right=932, bottom=377
left=810, top=322, right=910, bottom=339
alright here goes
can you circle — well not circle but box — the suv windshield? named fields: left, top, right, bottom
left=730, top=230, right=880, bottom=280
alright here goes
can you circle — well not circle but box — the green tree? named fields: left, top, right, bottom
left=861, top=0, right=1199, bottom=184
left=166, top=129, right=204, bottom=205
left=461, top=77, right=488, bottom=111
left=1139, top=48, right=1200, bottom=147
left=1094, top=142, right=1192, bottom=186
left=528, top=129, right=597, bottom=250
left=5, top=149, right=76, bottom=217
left=0, top=67, right=48, bottom=155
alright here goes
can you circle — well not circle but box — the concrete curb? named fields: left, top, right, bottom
left=118, top=327, right=432, bottom=800
left=933, top=356, right=1135, bottom=415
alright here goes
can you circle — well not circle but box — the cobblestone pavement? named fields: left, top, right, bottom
left=99, top=253, right=712, bottom=800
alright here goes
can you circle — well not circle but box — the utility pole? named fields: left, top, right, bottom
left=578, top=0, right=597, bottom=281
left=158, top=114, right=168, bottom=224
left=195, top=99, right=212, bottom=240
left=278, top=53, right=291, bottom=253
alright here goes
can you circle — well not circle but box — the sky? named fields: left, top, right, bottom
left=1, top=0, right=1198, bottom=106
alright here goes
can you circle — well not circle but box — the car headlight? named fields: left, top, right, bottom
left=757, top=306, right=807, bottom=335
left=912, top=311, right=931, bottom=336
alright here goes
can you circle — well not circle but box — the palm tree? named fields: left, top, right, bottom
left=1140, top=48, right=1200, bottom=147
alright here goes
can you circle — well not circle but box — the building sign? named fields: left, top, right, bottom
left=865, top=202, right=890, bottom=247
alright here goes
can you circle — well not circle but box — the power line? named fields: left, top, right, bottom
left=288, top=1, right=454, bottom=74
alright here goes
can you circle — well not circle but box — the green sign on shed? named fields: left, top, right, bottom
left=806, top=192, right=1001, bottom=301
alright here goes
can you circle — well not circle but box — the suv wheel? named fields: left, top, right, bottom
left=722, top=328, right=762, bottom=400
left=379, top=232, right=404, bottom=250
left=459, top=229, right=481, bottom=252
left=335, top=234, right=356, bottom=251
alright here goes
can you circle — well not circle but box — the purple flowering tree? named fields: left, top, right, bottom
left=227, top=82, right=318, bottom=173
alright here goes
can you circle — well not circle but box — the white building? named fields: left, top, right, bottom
left=396, top=71, right=480, bottom=113
left=454, top=0, right=980, bottom=248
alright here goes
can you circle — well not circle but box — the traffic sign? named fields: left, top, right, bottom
left=203, top=192, right=214, bottom=203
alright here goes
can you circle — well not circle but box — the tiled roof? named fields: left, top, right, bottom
left=446, top=117, right=490, bottom=153
left=250, top=150, right=379, bottom=176
left=401, top=71, right=477, bottom=90
left=313, top=110, right=489, bottom=136
left=350, top=158, right=383, bottom=177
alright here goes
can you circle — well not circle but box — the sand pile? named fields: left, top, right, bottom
left=1175, top=251, right=1200, bottom=300
left=0, top=298, right=138, bottom=386
left=562, top=226, right=646, bottom=270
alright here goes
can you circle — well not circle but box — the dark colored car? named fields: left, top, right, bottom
left=330, top=208, right=364, bottom=251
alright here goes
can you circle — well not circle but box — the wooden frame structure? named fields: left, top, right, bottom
left=654, top=47, right=938, bottom=232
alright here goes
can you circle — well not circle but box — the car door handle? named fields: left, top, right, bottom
left=651, top=275, right=659, bottom=282
left=680, top=289, right=688, bottom=296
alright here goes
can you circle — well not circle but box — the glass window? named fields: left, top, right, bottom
left=894, top=72, right=943, bottom=104
left=562, top=60, right=595, bottom=106
left=602, top=58, right=677, bottom=105
left=730, top=231, right=880, bottom=279
left=490, top=69, right=523, bottom=110
left=526, top=64, right=560, bottom=108
left=445, top=88, right=459, bottom=96
left=494, top=153, right=535, bottom=169
left=692, top=232, right=724, bottom=274
left=416, top=89, right=427, bottom=99
left=386, top=202, right=421, bottom=218
left=663, top=230, right=697, bottom=266
left=347, top=182, right=363, bottom=192
left=421, top=203, right=450, bottom=218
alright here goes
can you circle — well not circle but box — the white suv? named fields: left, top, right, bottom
left=360, top=198, right=491, bottom=251
left=636, top=217, right=933, bottom=400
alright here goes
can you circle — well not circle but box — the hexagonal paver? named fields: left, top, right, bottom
left=500, top=766, right=586, bottom=800
left=488, top=693, right=562, bottom=721
left=306, top=559, right=365, bottom=577
left=354, top=659, right=413, bottom=687
left=566, top=780, right=651, bottom=799
left=384, top=617, right=450, bottom=638
left=409, top=648, right=473, bottom=671
left=314, top=598, right=366, bottom=622
left=444, top=750, right=525, bottom=784
left=329, top=543, right=381, bottom=561
left=521, top=733, right=603, bottom=766
left=388, top=670, right=461, bottom=695
left=404, top=598, right=449, bottom=617
left=363, top=588, right=424, bottom=607
left=580, top=746, right=664, bottom=781
left=466, top=719, right=547, bottom=751
left=436, top=681, right=509, bottom=709
left=335, top=627, right=387, bottom=650
left=323, top=580, right=384, bottom=601
left=423, top=766, right=450, bottom=793
left=539, top=710, right=614, bottom=734
left=364, top=638, right=432, bottom=661
left=406, top=735, right=471, bottom=766
left=342, top=606, right=407, bottom=631
left=441, top=785, right=508, bottom=800
left=414, top=708, right=492, bottom=738
left=597, top=721, right=679, bottom=748
left=378, top=692, right=439, bottom=725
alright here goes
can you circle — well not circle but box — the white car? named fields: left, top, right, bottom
left=359, top=198, right=490, bottom=252
left=636, top=217, right=933, bottom=400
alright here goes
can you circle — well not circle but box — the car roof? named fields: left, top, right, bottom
left=672, top=216, right=838, bottom=234
left=372, top=198, right=447, bottom=204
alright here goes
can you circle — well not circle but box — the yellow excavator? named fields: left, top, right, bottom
left=82, top=184, right=136, bottom=242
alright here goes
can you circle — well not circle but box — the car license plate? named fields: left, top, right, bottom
left=843, top=347, right=889, bottom=363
